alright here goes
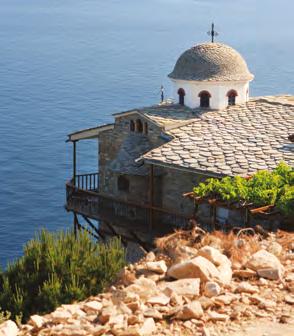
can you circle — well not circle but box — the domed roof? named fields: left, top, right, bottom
left=168, top=42, right=254, bottom=82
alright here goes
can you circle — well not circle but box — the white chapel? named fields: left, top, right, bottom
left=169, top=42, right=254, bottom=110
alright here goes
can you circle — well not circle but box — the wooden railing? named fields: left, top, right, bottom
left=66, top=181, right=191, bottom=231
left=74, top=173, right=99, bottom=191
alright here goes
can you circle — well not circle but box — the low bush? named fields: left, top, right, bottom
left=193, top=162, right=294, bottom=217
left=0, top=230, right=126, bottom=322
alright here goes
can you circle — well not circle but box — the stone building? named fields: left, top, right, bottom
left=66, top=41, right=293, bottom=247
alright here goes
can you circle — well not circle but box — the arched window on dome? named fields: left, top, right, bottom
left=199, top=91, right=211, bottom=108
left=227, top=90, right=238, bottom=106
left=135, top=119, right=143, bottom=133
left=177, top=88, right=185, bottom=105
left=130, top=120, right=135, bottom=132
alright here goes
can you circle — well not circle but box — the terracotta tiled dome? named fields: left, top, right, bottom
left=169, top=43, right=254, bottom=82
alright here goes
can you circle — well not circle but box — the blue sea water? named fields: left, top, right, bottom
left=0, top=0, right=294, bottom=267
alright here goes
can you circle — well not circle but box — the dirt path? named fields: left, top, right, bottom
left=225, top=321, right=294, bottom=336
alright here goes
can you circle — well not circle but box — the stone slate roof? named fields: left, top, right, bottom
left=108, top=133, right=152, bottom=176
left=169, top=43, right=254, bottom=82
left=140, top=96, right=294, bottom=177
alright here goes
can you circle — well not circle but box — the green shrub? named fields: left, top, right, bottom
left=0, top=230, right=126, bottom=322
left=193, top=162, right=293, bottom=217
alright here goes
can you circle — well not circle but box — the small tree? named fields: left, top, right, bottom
left=0, top=230, right=126, bottom=321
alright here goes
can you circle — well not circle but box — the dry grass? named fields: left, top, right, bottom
left=275, top=230, right=294, bottom=251
left=155, top=226, right=261, bottom=266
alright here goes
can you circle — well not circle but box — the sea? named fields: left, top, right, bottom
left=0, top=0, right=294, bottom=268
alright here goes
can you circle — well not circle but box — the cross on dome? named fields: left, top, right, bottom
left=207, top=22, right=219, bottom=43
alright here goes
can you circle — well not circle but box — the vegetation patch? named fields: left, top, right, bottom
left=0, top=230, right=126, bottom=322
left=193, top=162, right=294, bottom=218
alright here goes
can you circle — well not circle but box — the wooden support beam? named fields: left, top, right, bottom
left=73, top=141, right=77, bottom=185
left=82, top=215, right=101, bottom=238
left=74, top=212, right=78, bottom=238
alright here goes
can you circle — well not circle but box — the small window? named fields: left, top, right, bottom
left=144, top=122, right=148, bottom=135
left=117, top=175, right=129, bottom=191
left=227, top=90, right=238, bottom=106
left=130, top=120, right=135, bottom=132
left=136, top=119, right=143, bottom=133
left=178, top=88, right=185, bottom=105
left=199, top=91, right=211, bottom=108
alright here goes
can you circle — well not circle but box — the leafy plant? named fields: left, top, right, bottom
left=193, top=162, right=293, bottom=217
left=0, top=230, right=126, bottom=322
left=276, top=185, right=294, bottom=217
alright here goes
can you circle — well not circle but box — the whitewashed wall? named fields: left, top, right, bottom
left=171, top=79, right=251, bottom=110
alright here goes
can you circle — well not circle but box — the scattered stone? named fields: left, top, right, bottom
left=162, top=278, right=200, bottom=296
left=202, top=327, right=211, bottom=336
left=51, top=309, right=72, bottom=322
left=198, top=246, right=231, bottom=267
left=284, top=295, right=294, bottom=305
left=176, top=301, right=204, bottom=320
left=28, top=314, right=46, bottom=329
left=207, top=311, right=229, bottom=322
left=139, top=317, right=156, bottom=335
left=214, top=293, right=237, bottom=305
left=204, top=281, right=221, bottom=297
left=217, top=262, right=232, bottom=285
left=16, top=231, right=294, bottom=336
left=147, top=293, right=170, bottom=306
left=143, top=308, right=162, bottom=320
left=145, top=251, right=156, bottom=262
left=235, top=282, right=259, bottom=294
left=0, top=320, right=19, bottom=336
left=167, top=256, right=220, bottom=283
left=199, top=296, right=215, bottom=310
left=246, top=249, right=284, bottom=280
left=233, top=269, right=257, bottom=279
left=145, top=260, right=167, bottom=274
left=267, top=242, right=283, bottom=256
left=257, top=267, right=282, bottom=280
left=98, top=306, right=114, bottom=324
left=83, top=301, right=103, bottom=313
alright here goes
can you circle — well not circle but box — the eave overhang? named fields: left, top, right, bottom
left=67, top=124, right=114, bottom=142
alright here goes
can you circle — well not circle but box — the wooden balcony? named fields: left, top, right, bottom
left=66, top=173, right=192, bottom=245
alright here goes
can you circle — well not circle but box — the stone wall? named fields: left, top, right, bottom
left=98, top=112, right=166, bottom=201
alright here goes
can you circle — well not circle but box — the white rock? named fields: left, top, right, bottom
left=145, top=260, right=167, bottom=274
left=207, top=311, right=229, bottom=322
left=198, top=246, right=231, bottom=267
left=139, top=317, right=156, bottom=335
left=176, top=301, right=204, bottom=320
left=235, top=282, right=259, bottom=294
left=217, top=262, right=232, bottom=285
left=214, top=293, right=237, bottom=305
left=28, top=315, right=45, bottom=328
left=0, top=320, right=18, bottom=336
left=83, top=301, right=103, bottom=313
left=233, top=269, right=257, bottom=279
left=167, top=256, right=220, bottom=283
left=267, top=242, right=283, bottom=256
left=143, top=308, right=162, bottom=320
left=147, top=293, right=170, bottom=306
left=126, top=277, right=158, bottom=300
left=145, top=251, right=156, bottom=262
left=246, top=249, right=283, bottom=280
left=51, top=309, right=72, bottom=322
left=162, top=278, right=200, bottom=297
left=204, top=281, right=221, bottom=297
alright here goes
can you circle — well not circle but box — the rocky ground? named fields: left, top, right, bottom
left=1, top=228, right=294, bottom=336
